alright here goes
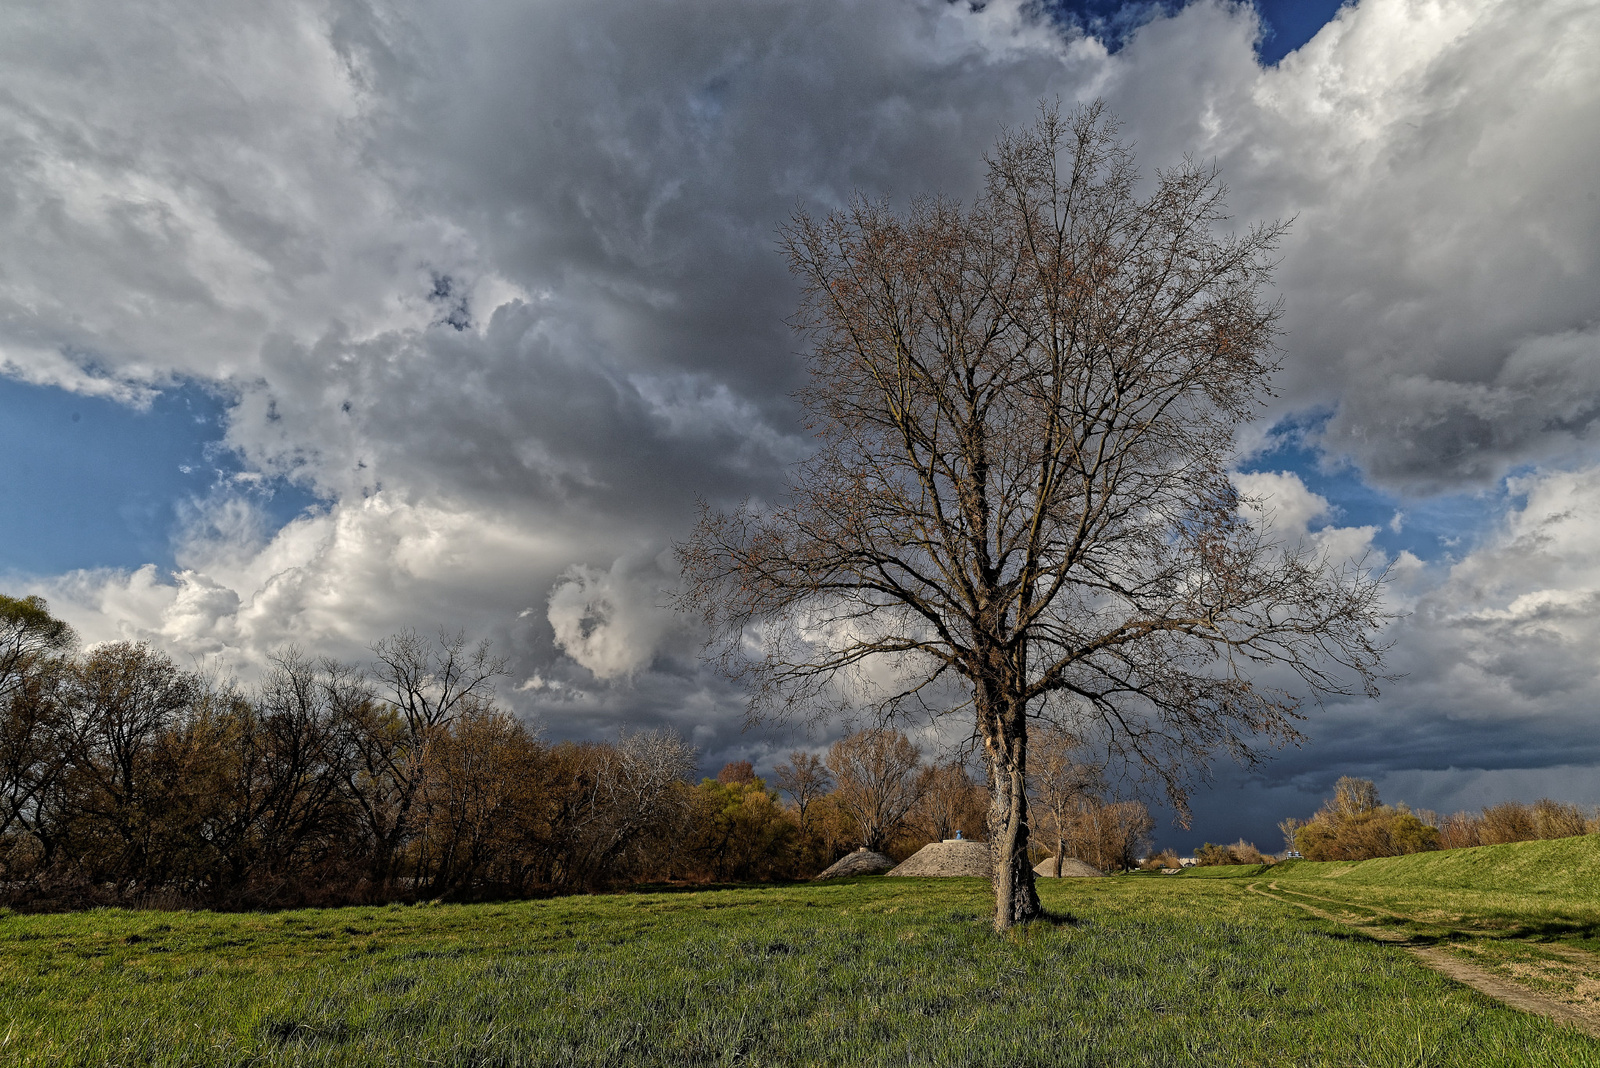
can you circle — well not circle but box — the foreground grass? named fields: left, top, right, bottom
left=1, top=876, right=1596, bottom=1066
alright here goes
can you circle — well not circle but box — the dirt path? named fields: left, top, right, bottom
left=1246, top=882, right=1600, bottom=1039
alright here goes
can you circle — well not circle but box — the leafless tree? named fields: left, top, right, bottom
left=1029, top=725, right=1101, bottom=877
left=678, top=102, right=1388, bottom=928
left=825, top=728, right=923, bottom=853
left=568, top=728, right=696, bottom=881
left=907, top=759, right=987, bottom=844
left=1058, top=798, right=1153, bottom=872
left=716, top=760, right=756, bottom=786
left=350, top=630, right=507, bottom=889
left=773, top=750, right=832, bottom=834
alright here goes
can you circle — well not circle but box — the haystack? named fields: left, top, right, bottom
left=814, top=848, right=895, bottom=879
left=888, top=839, right=990, bottom=877
left=1033, top=856, right=1104, bottom=878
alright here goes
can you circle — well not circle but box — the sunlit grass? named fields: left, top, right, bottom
left=1247, top=836, right=1600, bottom=936
left=0, top=876, right=1596, bottom=1066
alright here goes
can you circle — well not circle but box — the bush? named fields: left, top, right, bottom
left=1195, top=840, right=1264, bottom=866
left=1290, top=777, right=1439, bottom=861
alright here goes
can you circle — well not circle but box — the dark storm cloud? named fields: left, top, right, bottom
left=4, top=0, right=1600, bottom=831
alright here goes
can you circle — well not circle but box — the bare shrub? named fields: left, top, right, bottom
left=1532, top=799, right=1587, bottom=839
left=1436, top=811, right=1483, bottom=850
left=1195, top=840, right=1264, bottom=866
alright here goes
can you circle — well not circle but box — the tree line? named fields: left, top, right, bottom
left=0, top=594, right=721, bottom=908
left=0, top=595, right=1161, bottom=910
left=1278, top=776, right=1600, bottom=861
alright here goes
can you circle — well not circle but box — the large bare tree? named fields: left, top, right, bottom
left=678, top=103, right=1387, bottom=929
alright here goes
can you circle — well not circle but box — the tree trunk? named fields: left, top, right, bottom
left=981, top=692, right=1043, bottom=930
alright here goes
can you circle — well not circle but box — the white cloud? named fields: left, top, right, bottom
left=30, top=491, right=580, bottom=675
left=547, top=551, right=684, bottom=681
left=1233, top=470, right=1331, bottom=536
left=4, top=0, right=1600, bottom=790
left=1233, top=469, right=1382, bottom=568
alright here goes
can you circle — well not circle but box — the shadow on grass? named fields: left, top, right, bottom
left=1036, top=909, right=1082, bottom=927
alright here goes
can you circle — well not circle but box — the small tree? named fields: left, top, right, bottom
left=680, top=102, right=1387, bottom=928
left=1029, top=725, right=1101, bottom=877
left=716, top=761, right=756, bottom=786
left=825, top=728, right=923, bottom=853
left=1057, top=798, right=1153, bottom=872
left=906, top=760, right=987, bottom=845
left=773, top=750, right=832, bottom=835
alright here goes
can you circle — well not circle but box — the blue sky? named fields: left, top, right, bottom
left=1239, top=412, right=1505, bottom=566
left=3, top=0, right=1598, bottom=851
left=1047, top=0, right=1351, bottom=63
left=0, top=378, right=315, bottom=575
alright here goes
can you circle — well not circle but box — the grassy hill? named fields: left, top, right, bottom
left=1180, top=835, right=1600, bottom=936
left=1268, top=835, right=1600, bottom=895
left=1177, top=835, right=1600, bottom=893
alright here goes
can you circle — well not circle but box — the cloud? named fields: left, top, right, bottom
left=548, top=551, right=685, bottom=681
left=5, top=0, right=1600, bottom=813
left=1234, top=470, right=1331, bottom=536
left=1234, top=469, right=1382, bottom=569
left=1222, top=466, right=1600, bottom=796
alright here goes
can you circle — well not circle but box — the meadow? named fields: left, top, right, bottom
left=5, top=852, right=1600, bottom=1067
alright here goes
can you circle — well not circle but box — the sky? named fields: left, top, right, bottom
left=2, top=0, right=1598, bottom=852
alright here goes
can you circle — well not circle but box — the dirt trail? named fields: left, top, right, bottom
left=1246, top=882, right=1600, bottom=1039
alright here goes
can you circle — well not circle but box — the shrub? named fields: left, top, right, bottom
left=1139, top=850, right=1182, bottom=871
left=1291, top=777, right=1439, bottom=861
left=1195, top=840, right=1264, bottom=866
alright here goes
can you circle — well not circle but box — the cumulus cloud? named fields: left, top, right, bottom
left=5, top=0, right=1600, bottom=813
left=1234, top=470, right=1332, bottom=537
left=1233, top=469, right=1384, bottom=571
left=548, top=551, right=685, bottom=681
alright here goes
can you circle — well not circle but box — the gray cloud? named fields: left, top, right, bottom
left=6, top=0, right=1600, bottom=821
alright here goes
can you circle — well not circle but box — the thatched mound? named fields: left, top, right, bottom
left=814, top=848, right=895, bottom=879
left=1033, top=856, right=1104, bottom=878
left=888, top=840, right=990, bottom=877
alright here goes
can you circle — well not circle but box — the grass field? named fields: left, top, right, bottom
left=1188, top=835, right=1600, bottom=1031
left=1182, top=836, right=1600, bottom=944
left=3, top=860, right=1600, bottom=1067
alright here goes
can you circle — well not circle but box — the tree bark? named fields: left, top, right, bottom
left=980, top=693, right=1043, bottom=930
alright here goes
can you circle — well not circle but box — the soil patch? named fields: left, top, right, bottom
left=1247, top=881, right=1600, bottom=1038
left=889, top=841, right=989, bottom=877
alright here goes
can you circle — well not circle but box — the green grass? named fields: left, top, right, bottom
left=1245, top=836, right=1600, bottom=938
left=1181, top=836, right=1600, bottom=1021
left=2, top=876, right=1597, bottom=1065
left=1272, top=835, right=1600, bottom=895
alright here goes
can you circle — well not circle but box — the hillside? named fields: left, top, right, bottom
left=1269, top=835, right=1600, bottom=895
